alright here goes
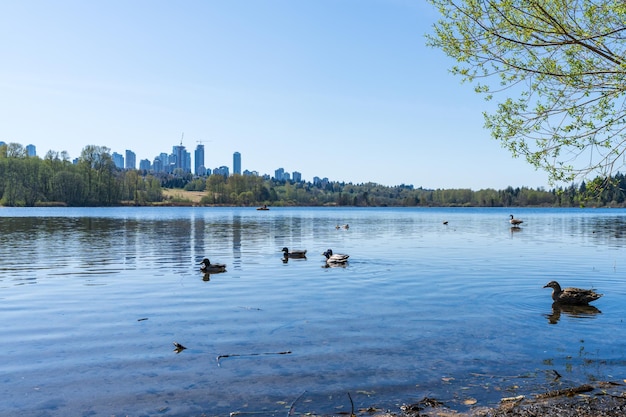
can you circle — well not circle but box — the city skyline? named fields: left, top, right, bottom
left=11, top=139, right=309, bottom=183
left=1, top=1, right=554, bottom=190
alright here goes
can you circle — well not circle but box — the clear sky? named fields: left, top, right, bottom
left=0, top=0, right=552, bottom=190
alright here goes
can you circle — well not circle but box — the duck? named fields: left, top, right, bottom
left=509, top=214, right=523, bottom=227
left=543, top=280, right=602, bottom=305
left=199, top=258, right=226, bottom=273
left=322, top=249, right=349, bottom=265
left=282, top=247, right=307, bottom=258
left=335, top=224, right=349, bottom=229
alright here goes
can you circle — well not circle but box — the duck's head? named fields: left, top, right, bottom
left=200, top=258, right=211, bottom=266
left=510, top=214, right=514, bottom=219
left=322, top=249, right=333, bottom=259
left=281, top=247, right=289, bottom=253
left=543, top=281, right=561, bottom=290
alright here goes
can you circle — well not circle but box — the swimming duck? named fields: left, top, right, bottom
left=282, top=247, right=307, bottom=258
left=509, top=214, right=523, bottom=227
left=335, top=224, right=349, bottom=229
left=322, top=249, right=349, bottom=265
left=543, top=281, right=602, bottom=305
left=200, top=258, right=226, bottom=273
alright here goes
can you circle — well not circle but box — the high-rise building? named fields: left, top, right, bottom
left=292, top=171, right=302, bottom=182
left=153, top=156, right=163, bottom=173
left=233, top=152, right=241, bottom=175
left=172, top=144, right=191, bottom=173
left=125, top=150, right=136, bottom=169
left=139, top=159, right=151, bottom=171
left=26, top=144, right=36, bottom=157
left=213, top=166, right=229, bottom=177
left=274, top=168, right=285, bottom=180
left=112, top=152, right=125, bottom=169
left=195, top=144, right=205, bottom=175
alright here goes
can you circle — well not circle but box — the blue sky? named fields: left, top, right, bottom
left=0, top=0, right=551, bottom=190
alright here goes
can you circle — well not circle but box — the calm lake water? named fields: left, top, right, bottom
left=1, top=207, right=626, bottom=416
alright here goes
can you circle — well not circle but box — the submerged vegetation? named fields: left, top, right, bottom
left=2, top=143, right=626, bottom=207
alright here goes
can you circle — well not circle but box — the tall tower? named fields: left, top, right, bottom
left=125, top=150, right=136, bottom=169
left=172, top=144, right=189, bottom=172
left=233, top=152, right=241, bottom=175
left=26, top=144, right=36, bottom=157
left=195, top=144, right=205, bottom=175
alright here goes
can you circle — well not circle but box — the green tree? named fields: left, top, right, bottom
left=52, top=171, right=86, bottom=206
left=427, top=1, right=626, bottom=183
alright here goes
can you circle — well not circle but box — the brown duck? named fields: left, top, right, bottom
left=543, top=281, right=602, bottom=305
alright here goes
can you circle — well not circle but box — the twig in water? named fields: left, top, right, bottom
left=347, top=391, right=355, bottom=417
left=287, top=390, right=307, bottom=416
left=216, top=350, right=292, bottom=366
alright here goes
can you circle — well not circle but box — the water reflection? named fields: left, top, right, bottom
left=2, top=207, right=626, bottom=416
left=545, top=302, right=602, bottom=324
left=281, top=255, right=307, bottom=264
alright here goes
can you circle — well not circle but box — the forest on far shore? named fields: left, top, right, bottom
left=1, top=143, right=625, bottom=208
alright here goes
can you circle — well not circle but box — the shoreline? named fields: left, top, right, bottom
left=370, top=382, right=626, bottom=417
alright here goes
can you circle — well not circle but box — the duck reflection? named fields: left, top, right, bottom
left=322, top=262, right=348, bottom=269
left=202, top=272, right=211, bottom=282
left=545, top=302, right=602, bottom=324
left=510, top=226, right=523, bottom=234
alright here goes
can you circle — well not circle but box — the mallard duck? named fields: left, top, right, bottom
left=173, top=341, right=187, bottom=353
left=543, top=281, right=602, bottom=305
left=200, top=258, right=226, bottom=273
left=322, top=249, right=349, bottom=264
left=509, top=214, right=523, bottom=227
left=282, top=247, right=307, bottom=258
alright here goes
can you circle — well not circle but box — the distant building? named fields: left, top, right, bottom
left=152, top=156, right=163, bottom=173
left=213, top=166, right=229, bottom=178
left=292, top=171, right=302, bottom=182
left=233, top=152, right=241, bottom=175
left=243, top=169, right=258, bottom=176
left=26, top=144, right=36, bottom=157
left=313, top=176, right=329, bottom=187
left=139, top=159, right=151, bottom=171
left=172, top=144, right=191, bottom=173
left=194, top=144, right=205, bottom=175
left=274, top=168, right=285, bottom=181
left=112, top=152, right=125, bottom=169
left=125, top=150, right=136, bottom=170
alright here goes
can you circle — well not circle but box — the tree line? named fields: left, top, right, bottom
left=1, top=143, right=625, bottom=207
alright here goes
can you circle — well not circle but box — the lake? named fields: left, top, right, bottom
left=1, top=206, right=625, bottom=416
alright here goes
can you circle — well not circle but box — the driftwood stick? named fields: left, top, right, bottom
left=535, top=384, right=594, bottom=399
left=216, top=350, right=292, bottom=366
left=347, top=391, right=355, bottom=416
left=287, top=390, right=307, bottom=416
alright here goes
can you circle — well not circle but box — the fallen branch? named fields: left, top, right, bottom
left=287, top=390, right=307, bottom=416
left=216, top=350, right=292, bottom=366
left=536, top=384, right=594, bottom=399
left=347, top=391, right=355, bottom=416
